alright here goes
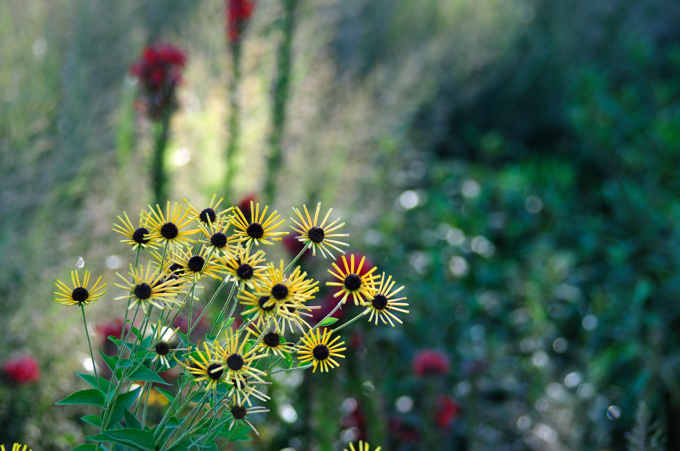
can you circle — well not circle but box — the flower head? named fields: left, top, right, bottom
left=290, top=203, right=349, bottom=259
left=144, top=202, right=198, bottom=248
left=297, top=328, right=345, bottom=373
left=210, top=328, right=267, bottom=388
left=221, top=245, right=267, bottom=290
left=257, top=261, right=319, bottom=312
left=1, top=444, right=33, bottom=451
left=412, top=350, right=450, bottom=377
left=130, top=43, right=187, bottom=120
left=327, top=254, right=379, bottom=305
left=177, top=343, right=225, bottom=391
left=435, top=396, right=460, bottom=428
left=2, top=357, right=40, bottom=385
left=344, top=442, right=381, bottom=451
left=113, top=211, right=159, bottom=250
left=148, top=322, right=187, bottom=368
left=364, top=273, right=409, bottom=327
left=185, top=195, right=232, bottom=226
left=230, top=201, right=287, bottom=246
left=55, top=270, right=106, bottom=307
left=226, top=0, right=255, bottom=43
left=247, top=324, right=294, bottom=358
left=115, top=263, right=186, bottom=313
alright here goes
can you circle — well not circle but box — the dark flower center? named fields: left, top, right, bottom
left=258, top=296, right=275, bottom=312
left=200, top=208, right=217, bottom=224
left=71, top=287, right=89, bottom=303
left=271, top=283, right=289, bottom=300
left=169, top=263, right=184, bottom=274
left=134, top=283, right=152, bottom=300
left=263, top=332, right=281, bottom=348
left=372, top=294, right=388, bottom=310
left=160, top=222, right=179, bottom=240
left=132, top=227, right=150, bottom=244
left=211, top=232, right=228, bottom=248
left=236, top=264, right=254, bottom=280
left=207, top=363, right=224, bottom=380
left=313, top=344, right=330, bottom=361
left=231, top=405, right=247, bottom=420
left=227, top=354, right=244, bottom=371
left=246, top=222, right=264, bottom=239
left=187, top=256, right=205, bottom=272
left=308, top=226, right=325, bottom=243
left=344, top=274, right=362, bottom=291
left=155, top=342, right=170, bottom=355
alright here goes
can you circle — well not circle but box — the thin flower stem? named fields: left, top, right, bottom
left=80, top=306, right=101, bottom=393
left=163, top=391, right=211, bottom=450
left=153, top=375, right=192, bottom=439
left=282, top=241, right=310, bottom=275
left=209, top=281, right=238, bottom=336
left=332, top=309, right=370, bottom=334
left=295, top=299, right=344, bottom=347
left=269, top=363, right=312, bottom=375
left=218, top=426, right=238, bottom=451
left=187, top=276, right=228, bottom=338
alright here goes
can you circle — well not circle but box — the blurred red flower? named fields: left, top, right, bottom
left=435, top=396, right=460, bottom=428
left=412, top=350, right=450, bottom=377
left=130, top=43, right=187, bottom=120
left=95, top=318, right=126, bottom=341
left=3, top=356, right=41, bottom=385
left=226, top=0, right=255, bottom=43
left=388, top=417, right=421, bottom=443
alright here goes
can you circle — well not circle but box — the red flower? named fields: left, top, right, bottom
left=412, top=350, right=450, bottom=377
left=226, top=0, right=255, bottom=42
left=3, top=356, right=41, bottom=385
left=388, top=417, right=421, bottom=443
left=435, top=396, right=460, bottom=428
left=130, top=43, right=187, bottom=120
left=95, top=318, right=126, bottom=341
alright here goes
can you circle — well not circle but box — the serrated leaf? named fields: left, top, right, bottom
left=81, top=415, right=102, bottom=427
left=124, top=409, right=142, bottom=429
left=105, top=387, right=141, bottom=428
left=76, top=372, right=111, bottom=392
left=155, top=387, right=175, bottom=404
left=88, top=428, right=156, bottom=451
left=129, top=365, right=170, bottom=385
left=56, top=389, right=104, bottom=407
left=318, top=317, right=339, bottom=327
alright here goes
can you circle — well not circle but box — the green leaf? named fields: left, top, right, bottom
left=124, top=409, right=142, bottom=429
left=283, top=351, right=293, bottom=369
left=166, top=416, right=181, bottom=429
left=56, top=389, right=104, bottom=407
left=224, top=317, right=235, bottom=329
left=318, top=317, right=339, bottom=327
left=76, top=372, right=111, bottom=392
left=88, top=428, right=157, bottom=451
left=155, top=387, right=175, bottom=404
left=81, top=415, right=102, bottom=427
left=244, top=340, right=254, bottom=354
left=99, top=350, right=121, bottom=377
left=120, top=359, right=133, bottom=368
left=72, top=445, right=98, bottom=451
left=105, top=387, right=141, bottom=428
left=108, top=335, right=133, bottom=351
left=231, top=424, right=253, bottom=441
left=129, top=365, right=170, bottom=385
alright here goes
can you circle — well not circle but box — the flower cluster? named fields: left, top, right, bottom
left=130, top=43, right=187, bottom=120
left=226, top=0, right=255, bottom=43
left=54, top=197, right=408, bottom=449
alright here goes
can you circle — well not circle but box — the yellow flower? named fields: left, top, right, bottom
left=114, top=263, right=186, bottom=313
left=364, top=273, right=409, bottom=327
left=290, top=202, right=349, bottom=259
left=226, top=375, right=271, bottom=407
left=113, top=211, right=159, bottom=250
left=147, top=322, right=187, bottom=368
left=176, top=343, right=225, bottom=391
left=247, top=324, right=295, bottom=357
left=225, top=402, right=269, bottom=436
left=143, top=202, right=198, bottom=248
left=297, top=328, right=346, bottom=372
left=210, top=328, right=267, bottom=388
left=167, top=245, right=223, bottom=281
left=275, top=300, right=315, bottom=334
left=184, top=194, right=232, bottom=225
left=345, top=442, right=381, bottom=451
left=1, top=444, right=33, bottom=451
left=54, top=270, right=106, bottom=307
left=327, top=254, right=379, bottom=305
left=230, top=200, right=287, bottom=246
left=198, top=216, right=236, bottom=256
left=238, top=290, right=278, bottom=329
left=221, top=245, right=267, bottom=290
left=257, top=261, right=318, bottom=310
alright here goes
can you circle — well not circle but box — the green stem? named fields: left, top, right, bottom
left=282, top=241, right=310, bottom=274
left=80, top=306, right=101, bottom=393
left=264, top=0, right=299, bottom=202
left=332, top=309, right=369, bottom=334
left=152, top=108, right=172, bottom=206
left=209, top=282, right=238, bottom=336
left=187, top=276, right=228, bottom=338
left=225, top=39, right=242, bottom=195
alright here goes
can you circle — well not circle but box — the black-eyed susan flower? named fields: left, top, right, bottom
left=168, top=245, right=223, bottom=281
left=184, top=194, right=232, bottom=225
left=1, top=444, right=33, bottom=451
left=247, top=325, right=295, bottom=357
left=144, top=202, right=198, bottom=248
left=147, top=322, right=187, bottom=368
left=176, top=343, right=225, bottom=391
left=227, top=375, right=270, bottom=407
left=257, top=261, right=318, bottom=309
left=55, top=270, right=106, bottom=307
left=364, top=273, right=409, bottom=327
left=276, top=301, right=315, bottom=334
left=239, top=291, right=278, bottom=328
left=210, top=328, right=267, bottom=387
left=345, top=442, right=381, bottom=451
left=327, top=254, right=379, bottom=305
left=297, top=328, right=345, bottom=373
left=221, top=245, right=267, bottom=290
left=230, top=200, right=287, bottom=246
left=225, top=401, right=269, bottom=436
left=115, top=263, right=186, bottom=313
left=290, top=202, right=349, bottom=259
left=113, top=211, right=159, bottom=250
left=198, top=216, right=236, bottom=256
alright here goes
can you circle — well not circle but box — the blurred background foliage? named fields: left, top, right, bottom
left=2, top=0, right=680, bottom=449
